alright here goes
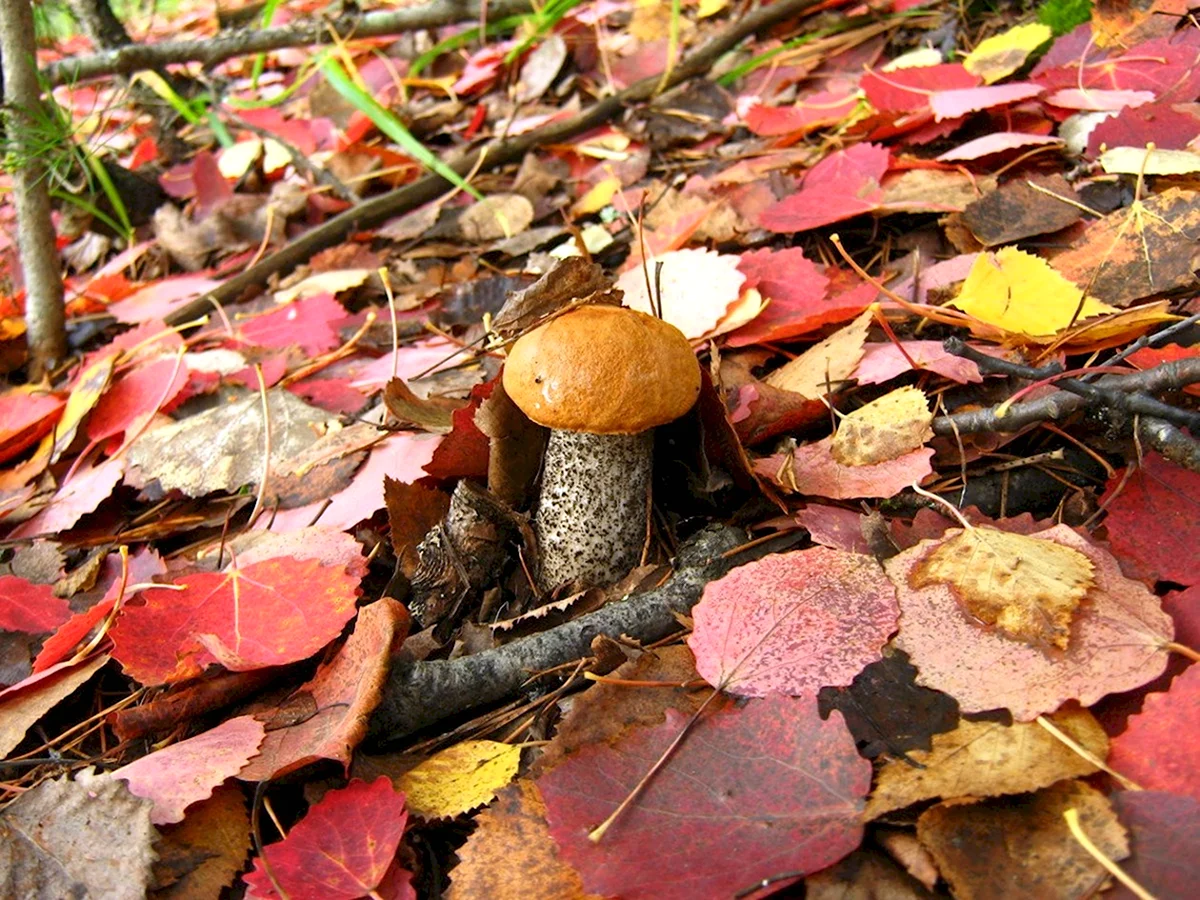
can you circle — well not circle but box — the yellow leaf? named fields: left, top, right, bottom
left=963, top=23, right=1053, bottom=84
left=950, top=247, right=1117, bottom=338
left=398, top=740, right=522, bottom=819
left=832, top=386, right=933, bottom=466
left=571, top=176, right=621, bottom=216
left=910, top=527, right=1095, bottom=649
left=1099, top=146, right=1200, bottom=176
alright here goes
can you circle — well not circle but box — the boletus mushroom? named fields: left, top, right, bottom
left=503, top=304, right=701, bottom=591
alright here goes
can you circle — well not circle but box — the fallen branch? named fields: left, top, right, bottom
left=42, top=0, right=535, bottom=86
left=164, top=0, right=823, bottom=326
left=367, top=525, right=745, bottom=745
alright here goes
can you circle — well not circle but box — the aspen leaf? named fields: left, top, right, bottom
left=831, top=386, right=933, bottom=466
left=910, top=526, right=1094, bottom=649
left=950, top=246, right=1117, bottom=336
left=1100, top=146, right=1200, bottom=176
left=398, top=740, right=522, bottom=820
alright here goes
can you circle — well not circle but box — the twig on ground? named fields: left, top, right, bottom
left=368, top=525, right=745, bottom=745
left=42, top=0, right=536, bottom=85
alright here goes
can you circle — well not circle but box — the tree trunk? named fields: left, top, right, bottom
left=0, top=0, right=66, bottom=377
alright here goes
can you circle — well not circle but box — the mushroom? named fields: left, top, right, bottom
left=502, top=304, right=702, bottom=591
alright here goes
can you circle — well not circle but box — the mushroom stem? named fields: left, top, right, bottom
left=534, top=429, right=653, bottom=590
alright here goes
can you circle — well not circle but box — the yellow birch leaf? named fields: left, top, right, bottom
left=963, top=23, right=1053, bottom=84
left=910, top=527, right=1095, bottom=649
left=571, top=176, right=621, bottom=216
left=950, top=247, right=1117, bottom=337
left=398, top=740, right=522, bottom=820
left=832, top=386, right=933, bottom=466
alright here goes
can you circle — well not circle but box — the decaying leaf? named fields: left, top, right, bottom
left=765, top=308, right=873, bottom=397
left=832, top=386, right=933, bottom=466
left=910, top=526, right=1095, bottom=649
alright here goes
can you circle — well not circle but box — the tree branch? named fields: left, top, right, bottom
left=43, top=0, right=536, bottom=85
left=367, top=525, right=746, bottom=745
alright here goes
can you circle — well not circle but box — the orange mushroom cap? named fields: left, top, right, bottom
left=502, top=305, right=702, bottom=434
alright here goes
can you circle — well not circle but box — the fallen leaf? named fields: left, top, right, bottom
left=951, top=247, right=1118, bottom=337
left=398, top=740, right=522, bottom=819
left=538, top=696, right=870, bottom=900
left=865, top=707, right=1107, bottom=819
left=760, top=144, right=891, bottom=233
left=114, top=716, right=265, bottom=824
left=238, top=292, right=346, bottom=356
left=910, top=526, right=1095, bottom=649
left=765, top=308, right=873, bottom=397
left=963, top=23, right=1053, bottom=83
left=616, top=248, right=746, bottom=339
left=888, top=525, right=1172, bottom=720
left=1108, top=664, right=1200, bottom=801
left=756, top=437, right=935, bottom=500
left=1101, top=451, right=1200, bottom=585
left=689, top=546, right=898, bottom=697
left=832, top=386, right=933, bottom=466
left=151, top=784, right=251, bottom=900
left=961, top=174, right=1083, bottom=247
left=917, top=780, right=1127, bottom=900
left=0, top=768, right=157, bottom=900
left=1109, top=791, right=1200, bottom=900
left=0, top=655, right=109, bottom=758
left=0, top=574, right=70, bottom=634
left=110, top=555, right=361, bottom=685
left=242, top=777, right=410, bottom=900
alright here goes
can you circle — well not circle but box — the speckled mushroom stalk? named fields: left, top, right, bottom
left=502, top=304, right=701, bottom=592
left=534, top=429, right=653, bottom=589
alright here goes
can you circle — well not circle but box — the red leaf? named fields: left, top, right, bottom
left=755, top=437, right=935, bottom=500
left=110, top=556, right=361, bottom=685
left=0, top=388, right=64, bottom=465
left=243, top=777, right=409, bottom=900
left=1102, top=452, right=1200, bottom=585
left=1109, top=664, right=1200, bottom=801
left=114, top=716, right=265, bottom=824
left=759, top=144, right=891, bottom=233
left=423, top=379, right=494, bottom=482
left=86, top=357, right=189, bottom=444
left=928, top=82, right=1043, bottom=120
left=861, top=64, right=979, bottom=113
left=538, top=695, right=870, bottom=900
left=238, top=293, right=347, bottom=356
left=1087, top=102, right=1200, bottom=157
left=689, top=547, right=898, bottom=696
left=743, top=89, right=859, bottom=136
left=0, top=575, right=70, bottom=634
left=1110, top=791, right=1200, bottom=900
left=8, top=456, right=127, bottom=540
left=725, top=248, right=836, bottom=346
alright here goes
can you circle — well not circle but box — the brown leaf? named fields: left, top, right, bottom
left=917, top=781, right=1128, bottom=900
left=962, top=174, right=1083, bottom=246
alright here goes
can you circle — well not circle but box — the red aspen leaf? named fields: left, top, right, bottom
left=237, top=292, right=346, bottom=356
left=1126, top=342, right=1200, bottom=397
left=1101, top=451, right=1200, bottom=585
left=114, top=716, right=265, bottom=824
left=909, top=527, right=1095, bottom=649
left=725, top=248, right=834, bottom=347
left=538, top=695, right=870, bottom=900
left=743, top=89, right=859, bottom=137
left=1110, top=791, right=1200, bottom=900
left=917, top=780, right=1128, bottom=900
left=1108, top=664, right=1200, bottom=801
left=107, top=274, right=222, bottom=324
left=888, top=525, right=1173, bottom=720
left=1046, top=87, right=1154, bottom=111
left=861, top=65, right=980, bottom=114
left=756, top=437, right=935, bottom=500
left=0, top=387, right=64, bottom=465
left=242, top=777, right=410, bottom=900
left=928, top=82, right=1043, bottom=120
left=238, top=598, right=407, bottom=781
left=689, top=547, right=898, bottom=697
left=1033, top=35, right=1200, bottom=103
left=110, top=556, right=361, bottom=685
left=1087, top=101, right=1200, bottom=157
left=33, top=548, right=165, bottom=673
left=793, top=504, right=873, bottom=555
left=422, top=380, right=493, bottom=483
left=936, top=132, right=1062, bottom=162
left=86, top=357, right=189, bottom=444
left=759, top=144, right=890, bottom=233
left=1164, top=584, right=1200, bottom=651
left=0, top=574, right=70, bottom=634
